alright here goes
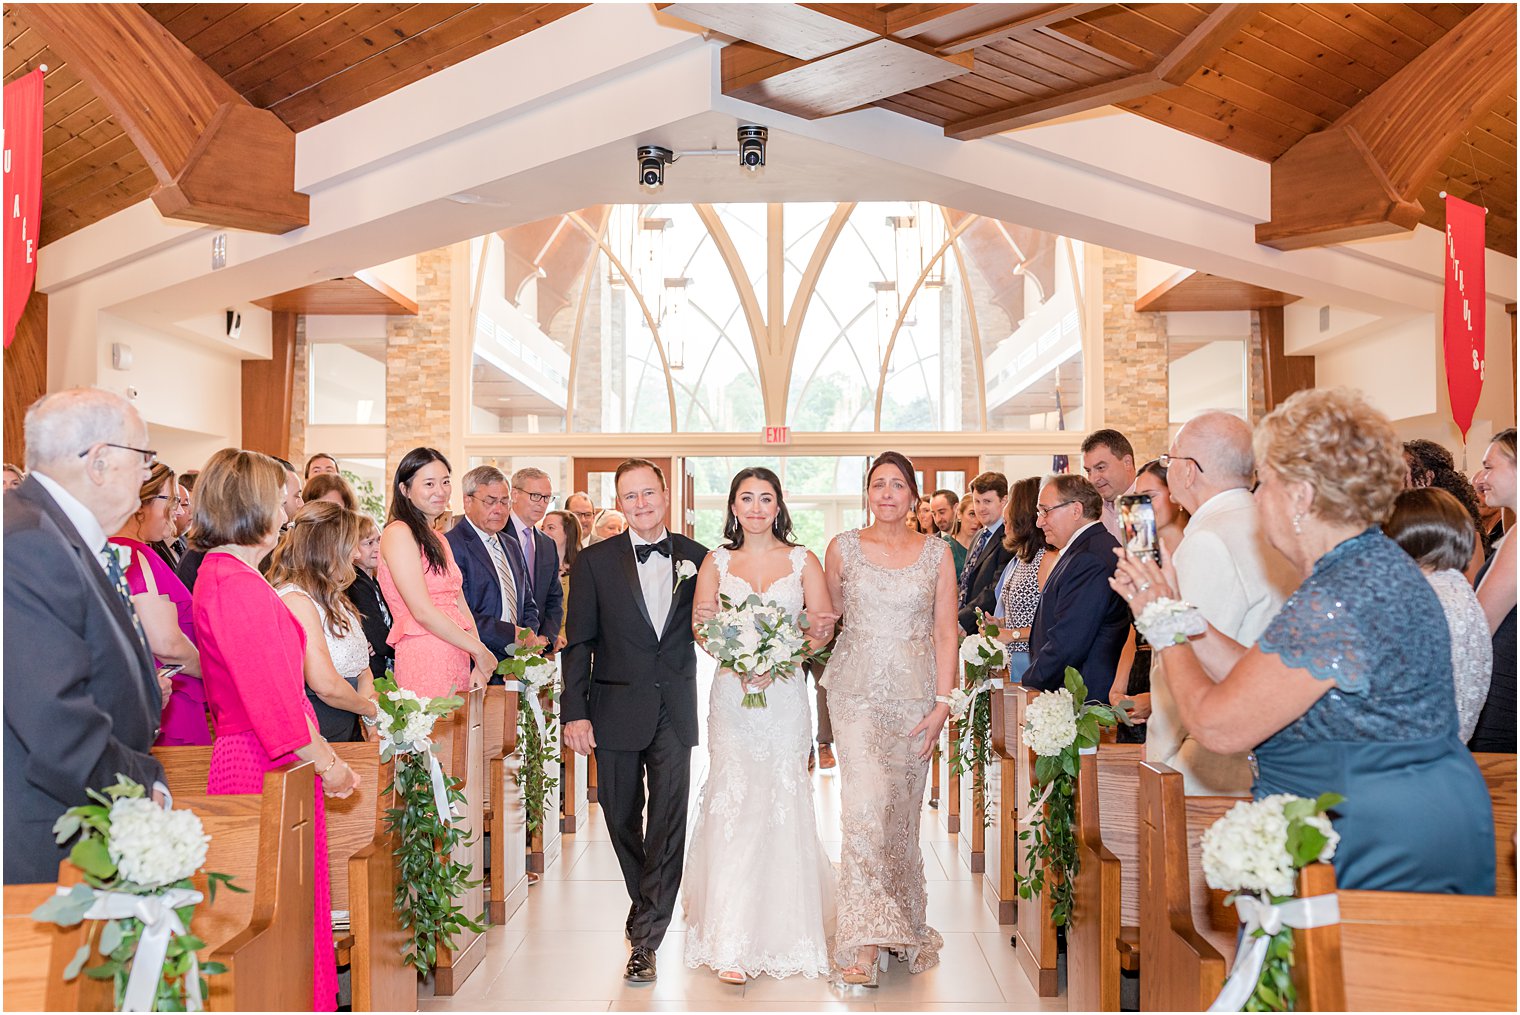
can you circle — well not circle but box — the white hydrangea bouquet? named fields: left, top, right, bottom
left=32, top=774, right=243, bottom=1012
left=373, top=674, right=482, bottom=973
left=1013, top=667, right=1120, bottom=927
left=949, top=611, right=1009, bottom=825
left=496, top=631, right=560, bottom=835
left=697, top=592, right=812, bottom=708
left=1200, top=793, right=1343, bottom=1013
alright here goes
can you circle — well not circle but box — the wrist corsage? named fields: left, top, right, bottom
left=1135, top=597, right=1207, bottom=647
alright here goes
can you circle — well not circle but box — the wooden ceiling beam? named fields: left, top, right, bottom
left=13, top=3, right=308, bottom=234
left=723, top=35, right=974, bottom=120
left=945, top=4, right=1261, bottom=140
left=657, top=3, right=882, bottom=60
left=252, top=272, right=419, bottom=316
left=1256, top=3, right=1516, bottom=250
left=927, top=4, right=1106, bottom=54
left=1135, top=269, right=1300, bottom=313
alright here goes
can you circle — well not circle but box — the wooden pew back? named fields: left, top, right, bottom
left=1011, top=687, right=1059, bottom=997
left=152, top=755, right=316, bottom=1011
left=1096, top=744, right=1145, bottom=927
left=483, top=684, right=529, bottom=925
left=1475, top=752, right=1517, bottom=895
left=4, top=883, right=68, bottom=1011
left=1293, top=863, right=1517, bottom=1011
left=1067, top=743, right=1145, bottom=1011
left=430, top=686, right=486, bottom=995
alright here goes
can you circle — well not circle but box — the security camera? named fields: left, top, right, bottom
left=637, top=145, right=674, bottom=189
left=737, top=125, right=767, bottom=171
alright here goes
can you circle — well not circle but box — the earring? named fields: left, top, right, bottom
left=1292, top=512, right=1303, bottom=535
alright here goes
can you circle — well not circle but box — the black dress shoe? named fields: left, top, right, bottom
left=625, top=946, right=657, bottom=983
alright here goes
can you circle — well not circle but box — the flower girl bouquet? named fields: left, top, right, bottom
left=698, top=592, right=812, bottom=708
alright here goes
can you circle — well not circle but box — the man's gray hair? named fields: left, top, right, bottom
left=461, top=464, right=507, bottom=496
left=1184, top=410, right=1255, bottom=487
left=512, top=466, right=551, bottom=487
left=24, top=388, right=138, bottom=472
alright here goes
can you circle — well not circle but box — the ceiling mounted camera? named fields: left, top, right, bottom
left=737, top=125, right=767, bottom=171
left=637, top=145, right=675, bottom=189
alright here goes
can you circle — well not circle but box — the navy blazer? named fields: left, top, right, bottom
left=959, top=534, right=1014, bottom=634
left=446, top=521, right=525, bottom=660
left=4, top=478, right=165, bottom=884
left=1024, top=522, right=1132, bottom=701
left=503, top=517, right=564, bottom=641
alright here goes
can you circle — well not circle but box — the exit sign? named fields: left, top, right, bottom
left=764, top=425, right=791, bottom=445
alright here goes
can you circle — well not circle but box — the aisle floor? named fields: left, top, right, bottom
left=425, top=663, right=1066, bottom=1012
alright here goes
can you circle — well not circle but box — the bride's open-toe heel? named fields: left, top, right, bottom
left=717, top=969, right=746, bottom=985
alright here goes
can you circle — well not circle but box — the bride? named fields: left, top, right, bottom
left=684, top=467, right=839, bottom=984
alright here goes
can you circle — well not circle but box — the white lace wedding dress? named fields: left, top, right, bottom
left=682, top=545, right=836, bottom=979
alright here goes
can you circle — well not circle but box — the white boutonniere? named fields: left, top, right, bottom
left=674, top=559, right=697, bottom=590
left=108, top=542, right=132, bottom=573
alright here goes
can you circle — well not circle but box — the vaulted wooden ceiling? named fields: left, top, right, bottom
left=2, top=3, right=585, bottom=245
left=675, top=2, right=1518, bottom=256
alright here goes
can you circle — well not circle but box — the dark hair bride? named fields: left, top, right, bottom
left=722, top=467, right=798, bottom=550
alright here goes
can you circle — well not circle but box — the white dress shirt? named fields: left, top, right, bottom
left=467, top=518, right=517, bottom=623
left=1149, top=487, right=1299, bottom=794
left=31, top=471, right=109, bottom=569
left=629, top=527, right=674, bottom=634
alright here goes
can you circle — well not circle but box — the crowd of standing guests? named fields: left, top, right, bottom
left=2, top=384, right=1513, bottom=1002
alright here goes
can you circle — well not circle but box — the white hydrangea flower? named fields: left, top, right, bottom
left=107, top=798, right=209, bottom=889
left=949, top=687, right=973, bottom=718
left=522, top=657, right=555, bottom=689
left=1200, top=795, right=1340, bottom=898
left=1023, top=688, right=1078, bottom=757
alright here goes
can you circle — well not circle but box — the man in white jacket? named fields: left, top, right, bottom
left=1149, top=411, right=1300, bottom=794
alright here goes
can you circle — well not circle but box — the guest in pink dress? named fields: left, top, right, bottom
left=110, top=462, right=208, bottom=745
left=377, top=447, right=496, bottom=698
left=189, top=449, right=360, bottom=1012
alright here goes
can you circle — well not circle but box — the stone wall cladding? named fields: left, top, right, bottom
left=387, top=248, right=453, bottom=480
left=1100, top=248, right=1169, bottom=463
left=288, top=315, right=308, bottom=470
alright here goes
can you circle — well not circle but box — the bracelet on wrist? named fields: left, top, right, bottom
left=318, top=752, right=341, bottom=778
left=934, top=694, right=953, bottom=706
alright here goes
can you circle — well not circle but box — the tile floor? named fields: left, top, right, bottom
left=425, top=661, right=1066, bottom=1013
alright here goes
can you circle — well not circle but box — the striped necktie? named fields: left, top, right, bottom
left=484, top=533, right=519, bottom=624
left=101, top=548, right=150, bottom=656
left=959, top=527, right=993, bottom=602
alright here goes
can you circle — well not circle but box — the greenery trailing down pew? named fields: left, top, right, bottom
left=375, top=676, right=485, bottom=973
left=497, top=633, right=560, bottom=836
left=1014, top=668, right=1120, bottom=927
left=949, top=610, right=1006, bottom=829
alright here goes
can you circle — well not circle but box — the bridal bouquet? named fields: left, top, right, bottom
left=698, top=592, right=811, bottom=708
left=496, top=632, right=559, bottom=835
left=1201, top=793, right=1342, bottom=1012
left=33, top=774, right=241, bottom=1012
left=1013, top=668, right=1121, bottom=927
left=373, top=675, right=483, bottom=973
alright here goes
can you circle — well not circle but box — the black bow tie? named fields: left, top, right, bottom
left=635, top=536, right=672, bottom=563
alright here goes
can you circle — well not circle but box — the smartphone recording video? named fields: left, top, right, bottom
left=1118, top=493, right=1160, bottom=565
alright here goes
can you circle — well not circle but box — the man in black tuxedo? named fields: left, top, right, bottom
left=958, top=471, right=1014, bottom=633
left=502, top=466, right=564, bottom=650
left=447, top=466, right=542, bottom=663
left=561, top=460, right=706, bottom=984
left=1025, top=473, right=1131, bottom=702
left=4, top=388, right=168, bottom=884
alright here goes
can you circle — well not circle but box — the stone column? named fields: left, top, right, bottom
left=1100, top=248, right=1169, bottom=462
left=387, top=248, right=454, bottom=481
left=1248, top=310, right=1268, bottom=423
left=287, top=315, right=308, bottom=470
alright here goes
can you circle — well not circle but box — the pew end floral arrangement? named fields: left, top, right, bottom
left=697, top=592, right=814, bottom=709
left=949, top=609, right=1007, bottom=828
left=496, top=630, right=560, bottom=835
left=374, top=674, right=483, bottom=973
left=32, top=774, right=244, bottom=1012
left=1012, top=667, right=1120, bottom=927
left=1201, top=792, right=1343, bottom=1012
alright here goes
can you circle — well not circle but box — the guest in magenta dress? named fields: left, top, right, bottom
left=189, top=449, right=360, bottom=1012
left=377, top=447, right=496, bottom=697
left=110, top=462, right=208, bottom=745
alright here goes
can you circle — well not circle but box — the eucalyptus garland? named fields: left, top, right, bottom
left=949, top=611, right=1005, bottom=829
left=514, top=697, right=560, bottom=835
left=1013, top=667, right=1119, bottom=927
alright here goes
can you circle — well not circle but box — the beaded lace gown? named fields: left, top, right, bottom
left=683, top=546, right=836, bottom=979
left=823, top=530, right=944, bottom=973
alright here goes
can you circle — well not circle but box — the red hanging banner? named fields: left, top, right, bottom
left=4, top=68, right=44, bottom=349
left=1442, top=194, right=1486, bottom=440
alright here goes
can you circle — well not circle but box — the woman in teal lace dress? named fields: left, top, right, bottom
left=1112, top=389, right=1494, bottom=895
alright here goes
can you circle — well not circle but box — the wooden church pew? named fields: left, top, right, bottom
left=430, top=686, right=487, bottom=996
left=562, top=738, right=590, bottom=834
left=1067, top=742, right=1145, bottom=1011
left=946, top=717, right=962, bottom=834
left=982, top=682, right=1018, bottom=924
left=1475, top=752, right=1517, bottom=895
left=1292, top=862, right=1517, bottom=1011
left=3, top=883, right=68, bottom=1011
left=483, top=684, right=529, bottom=925
left=522, top=683, right=562, bottom=875
left=1011, top=686, right=1059, bottom=997
left=1137, top=761, right=1247, bottom=1012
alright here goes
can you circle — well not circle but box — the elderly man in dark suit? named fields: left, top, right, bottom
left=1025, top=473, right=1132, bottom=702
left=4, top=388, right=168, bottom=884
left=503, top=466, right=565, bottom=650
left=447, top=465, right=537, bottom=663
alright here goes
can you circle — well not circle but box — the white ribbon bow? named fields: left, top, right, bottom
left=956, top=674, right=1003, bottom=763
left=502, top=678, right=549, bottom=743
left=1207, top=892, right=1340, bottom=1012
left=68, top=885, right=205, bottom=1012
left=391, top=739, right=457, bottom=827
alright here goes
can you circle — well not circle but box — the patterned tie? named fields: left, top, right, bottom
left=518, top=525, right=535, bottom=596
left=484, top=534, right=519, bottom=624
left=959, top=527, right=993, bottom=602
left=101, top=548, right=150, bottom=656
